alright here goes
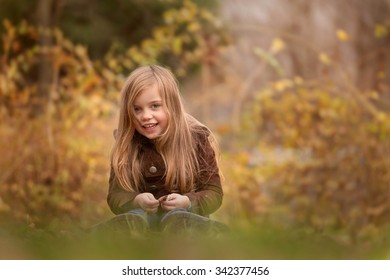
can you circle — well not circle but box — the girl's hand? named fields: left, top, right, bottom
left=134, top=193, right=159, bottom=213
left=160, top=193, right=190, bottom=212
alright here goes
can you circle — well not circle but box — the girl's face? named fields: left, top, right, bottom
left=132, top=84, right=168, bottom=140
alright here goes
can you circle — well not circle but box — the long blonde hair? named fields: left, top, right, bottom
left=111, top=65, right=217, bottom=193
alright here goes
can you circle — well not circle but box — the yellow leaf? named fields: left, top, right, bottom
left=122, top=58, right=133, bottom=69
left=375, top=24, right=388, bottom=38
left=153, top=26, right=172, bottom=43
left=236, top=152, right=250, bottom=165
left=377, top=71, right=385, bottom=79
left=75, top=45, right=87, bottom=57
left=368, top=90, right=379, bottom=100
left=294, top=76, right=303, bottom=85
left=319, top=53, right=331, bottom=65
left=172, top=37, right=182, bottom=55
left=273, top=79, right=293, bottom=92
left=200, top=10, right=213, bottom=21
left=0, top=197, right=10, bottom=213
left=187, top=22, right=200, bottom=32
left=3, top=18, right=12, bottom=31
left=163, top=10, right=176, bottom=25
left=336, top=29, right=349, bottom=41
left=270, top=38, right=285, bottom=54
left=108, top=58, right=118, bottom=69
left=376, top=112, right=386, bottom=122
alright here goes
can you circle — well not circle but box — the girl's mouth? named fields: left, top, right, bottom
left=143, top=123, right=158, bottom=129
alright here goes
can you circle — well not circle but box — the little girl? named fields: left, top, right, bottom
left=102, top=65, right=224, bottom=236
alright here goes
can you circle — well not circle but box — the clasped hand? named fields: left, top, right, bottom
left=133, top=192, right=190, bottom=213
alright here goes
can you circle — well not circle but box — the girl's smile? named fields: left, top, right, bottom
left=133, top=84, right=168, bottom=140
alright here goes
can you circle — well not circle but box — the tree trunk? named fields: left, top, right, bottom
left=34, top=0, right=57, bottom=117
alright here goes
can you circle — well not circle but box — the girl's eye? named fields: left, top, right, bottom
left=152, top=103, right=161, bottom=109
left=133, top=107, right=141, bottom=113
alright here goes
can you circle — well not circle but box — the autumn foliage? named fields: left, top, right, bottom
left=236, top=81, right=390, bottom=240
left=0, top=20, right=118, bottom=227
left=218, top=16, right=390, bottom=242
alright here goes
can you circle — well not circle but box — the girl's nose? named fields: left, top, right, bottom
left=141, top=110, right=153, bottom=120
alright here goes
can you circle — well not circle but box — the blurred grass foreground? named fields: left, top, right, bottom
left=2, top=221, right=390, bottom=260
left=1, top=0, right=390, bottom=259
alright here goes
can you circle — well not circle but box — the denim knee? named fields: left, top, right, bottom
left=127, top=208, right=148, bottom=221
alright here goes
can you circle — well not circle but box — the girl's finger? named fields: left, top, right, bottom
left=161, top=201, right=177, bottom=208
left=161, top=205, right=174, bottom=212
left=158, top=195, right=168, bottom=202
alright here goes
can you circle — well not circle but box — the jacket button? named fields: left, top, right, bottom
left=149, top=166, right=157, bottom=173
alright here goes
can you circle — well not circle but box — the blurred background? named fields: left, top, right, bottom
left=0, top=0, right=390, bottom=259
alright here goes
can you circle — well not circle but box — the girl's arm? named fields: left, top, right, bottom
left=185, top=184, right=223, bottom=216
left=106, top=166, right=140, bottom=214
left=184, top=129, right=223, bottom=216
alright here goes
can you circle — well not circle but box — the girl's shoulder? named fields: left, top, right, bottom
left=189, top=121, right=215, bottom=151
left=188, top=118, right=220, bottom=164
left=188, top=117, right=211, bottom=141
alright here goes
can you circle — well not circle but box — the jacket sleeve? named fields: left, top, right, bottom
left=107, top=166, right=140, bottom=214
left=184, top=130, right=223, bottom=216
